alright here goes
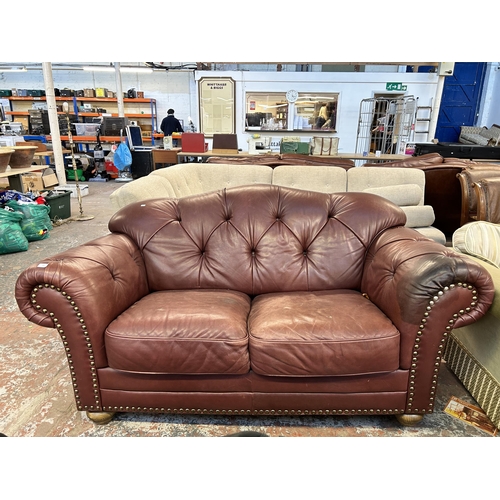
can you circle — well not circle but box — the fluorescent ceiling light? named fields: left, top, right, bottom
left=82, top=65, right=153, bottom=73
left=120, top=67, right=153, bottom=73
left=82, top=66, right=113, bottom=72
left=0, top=66, right=27, bottom=72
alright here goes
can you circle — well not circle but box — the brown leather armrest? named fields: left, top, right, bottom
left=361, top=226, right=494, bottom=368
left=15, top=233, right=149, bottom=366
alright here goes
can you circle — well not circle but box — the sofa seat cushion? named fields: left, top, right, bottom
left=248, top=290, right=400, bottom=377
left=105, top=289, right=251, bottom=374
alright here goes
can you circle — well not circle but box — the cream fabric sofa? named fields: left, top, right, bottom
left=446, top=221, right=500, bottom=430
left=109, top=163, right=446, bottom=244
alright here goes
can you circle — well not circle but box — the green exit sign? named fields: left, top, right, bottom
left=386, top=82, right=407, bottom=91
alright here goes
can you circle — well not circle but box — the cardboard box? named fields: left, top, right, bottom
left=42, top=168, right=58, bottom=188
left=21, top=168, right=59, bottom=192
left=22, top=173, right=43, bottom=192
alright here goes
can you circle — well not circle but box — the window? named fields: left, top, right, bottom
left=245, top=93, right=288, bottom=130
left=245, top=92, right=338, bottom=132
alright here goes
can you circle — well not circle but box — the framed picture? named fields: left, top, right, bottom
left=198, top=77, right=235, bottom=136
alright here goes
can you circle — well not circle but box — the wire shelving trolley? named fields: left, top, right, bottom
left=355, top=95, right=417, bottom=160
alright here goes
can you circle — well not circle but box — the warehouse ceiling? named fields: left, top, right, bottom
left=0, top=62, right=441, bottom=73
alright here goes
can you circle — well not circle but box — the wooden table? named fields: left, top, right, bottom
left=0, top=165, right=47, bottom=192
left=33, top=150, right=71, bottom=165
left=152, top=148, right=182, bottom=169
left=0, top=165, right=46, bottom=179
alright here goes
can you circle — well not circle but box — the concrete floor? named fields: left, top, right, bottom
left=0, top=180, right=497, bottom=438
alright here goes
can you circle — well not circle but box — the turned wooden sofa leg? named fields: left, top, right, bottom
left=396, top=414, right=424, bottom=426
left=86, top=411, right=116, bottom=425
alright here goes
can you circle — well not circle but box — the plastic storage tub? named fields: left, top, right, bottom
left=45, top=190, right=71, bottom=221
left=74, top=123, right=101, bottom=136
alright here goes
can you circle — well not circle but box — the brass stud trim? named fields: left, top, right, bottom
left=407, top=282, right=478, bottom=412
left=30, top=284, right=101, bottom=411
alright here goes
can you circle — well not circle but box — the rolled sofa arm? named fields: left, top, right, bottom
left=361, top=226, right=494, bottom=414
left=15, top=233, right=149, bottom=367
left=363, top=226, right=494, bottom=344
left=362, top=228, right=495, bottom=360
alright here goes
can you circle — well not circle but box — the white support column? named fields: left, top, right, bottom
left=42, top=62, right=66, bottom=184
left=427, top=75, right=446, bottom=141
left=114, top=62, right=125, bottom=117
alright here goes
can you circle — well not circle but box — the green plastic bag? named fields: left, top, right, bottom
left=0, top=208, right=29, bottom=254
left=6, top=201, right=52, bottom=241
left=280, top=141, right=310, bottom=154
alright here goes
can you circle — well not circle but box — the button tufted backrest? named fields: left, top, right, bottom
left=109, top=185, right=407, bottom=295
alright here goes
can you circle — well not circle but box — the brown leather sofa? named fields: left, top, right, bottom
left=456, top=166, right=500, bottom=225
left=206, top=153, right=356, bottom=169
left=15, top=185, right=494, bottom=426
left=474, top=177, right=500, bottom=223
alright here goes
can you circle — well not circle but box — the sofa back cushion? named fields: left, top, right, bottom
left=272, top=165, right=347, bottom=193
left=347, top=167, right=426, bottom=205
left=109, top=185, right=406, bottom=295
left=362, top=184, right=423, bottom=207
left=151, top=162, right=273, bottom=198
left=109, top=163, right=273, bottom=209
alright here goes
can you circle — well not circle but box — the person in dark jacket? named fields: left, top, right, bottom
left=160, top=109, right=184, bottom=136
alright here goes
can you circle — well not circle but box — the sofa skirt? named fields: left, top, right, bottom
left=95, top=368, right=409, bottom=416
left=99, top=390, right=408, bottom=416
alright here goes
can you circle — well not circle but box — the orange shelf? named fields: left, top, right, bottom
left=6, top=111, right=78, bottom=116
left=7, top=96, right=155, bottom=104
left=53, top=136, right=133, bottom=142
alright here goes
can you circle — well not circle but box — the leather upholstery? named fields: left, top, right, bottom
left=206, top=153, right=356, bottom=168
left=108, top=186, right=407, bottom=295
left=457, top=166, right=500, bottom=225
left=15, top=184, right=495, bottom=421
left=474, top=177, right=500, bottom=224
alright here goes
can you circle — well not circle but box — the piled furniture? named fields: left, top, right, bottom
left=456, top=165, right=500, bottom=225
left=362, top=153, right=474, bottom=237
left=15, top=184, right=494, bottom=425
left=474, top=178, right=500, bottom=223
left=109, top=162, right=446, bottom=244
left=210, top=152, right=477, bottom=238
left=448, top=221, right=500, bottom=430
left=459, top=125, right=500, bottom=146
left=206, top=153, right=356, bottom=169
